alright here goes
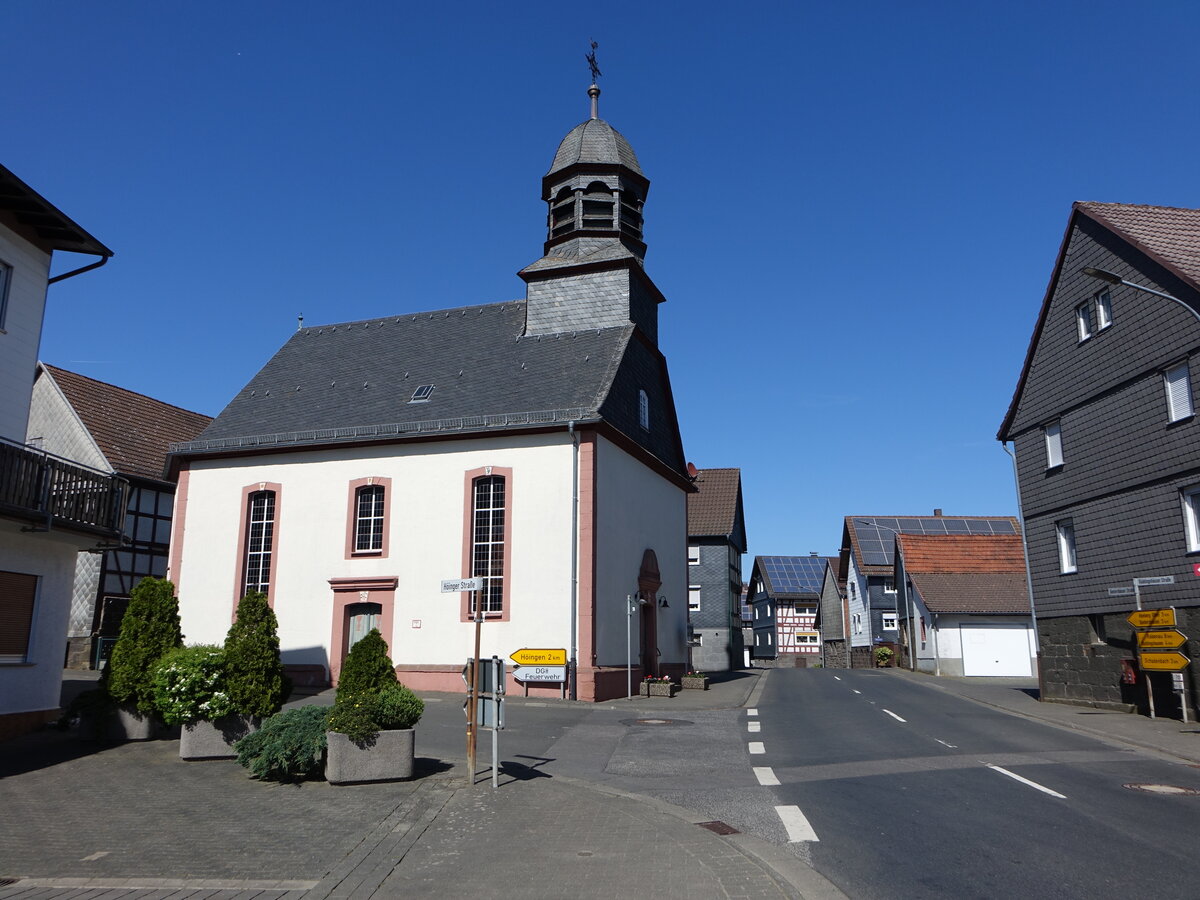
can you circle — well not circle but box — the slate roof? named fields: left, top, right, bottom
left=173, top=300, right=687, bottom=477
left=897, top=534, right=1029, bottom=615
left=44, top=365, right=211, bottom=482
left=687, top=468, right=741, bottom=536
left=999, top=202, right=1200, bottom=439
left=548, top=119, right=643, bottom=176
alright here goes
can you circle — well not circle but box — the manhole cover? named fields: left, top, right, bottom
left=1124, top=783, right=1200, bottom=795
left=620, top=718, right=693, bottom=727
left=698, top=820, right=739, bottom=835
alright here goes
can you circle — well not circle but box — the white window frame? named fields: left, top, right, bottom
left=353, top=484, right=386, bottom=553
left=1181, top=485, right=1200, bottom=552
left=1165, top=362, right=1194, bottom=423
left=882, top=613, right=898, bottom=631
left=1044, top=420, right=1063, bottom=468
left=1056, top=519, right=1077, bottom=574
left=882, top=578, right=896, bottom=594
left=688, top=585, right=701, bottom=611
left=1076, top=302, right=1092, bottom=342
left=688, top=545, right=700, bottom=565
left=638, top=389, right=650, bottom=430
left=1095, top=289, right=1112, bottom=330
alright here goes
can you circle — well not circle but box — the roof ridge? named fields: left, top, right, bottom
left=303, top=299, right=525, bottom=332
left=42, top=363, right=212, bottom=420
left=1076, top=200, right=1200, bottom=214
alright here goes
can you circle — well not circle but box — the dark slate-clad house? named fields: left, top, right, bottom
left=999, top=202, right=1200, bottom=715
left=840, top=514, right=1019, bottom=668
left=818, top=560, right=848, bottom=668
left=748, top=555, right=831, bottom=664
left=686, top=467, right=747, bottom=672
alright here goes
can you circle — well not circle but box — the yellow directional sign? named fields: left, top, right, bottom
left=1127, top=609, right=1176, bottom=629
left=1138, top=650, right=1190, bottom=671
left=510, top=648, right=566, bottom=666
left=1136, top=630, right=1188, bottom=650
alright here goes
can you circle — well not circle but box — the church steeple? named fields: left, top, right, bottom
left=519, top=68, right=665, bottom=343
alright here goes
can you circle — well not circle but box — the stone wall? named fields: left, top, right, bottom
left=823, top=639, right=850, bottom=669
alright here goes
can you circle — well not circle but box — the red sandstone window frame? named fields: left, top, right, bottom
left=236, top=482, right=282, bottom=607
left=345, top=476, right=392, bottom=559
left=460, top=466, right=513, bottom=622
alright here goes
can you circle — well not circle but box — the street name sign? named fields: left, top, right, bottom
left=442, top=577, right=483, bottom=593
left=510, top=648, right=567, bottom=666
left=461, top=658, right=506, bottom=694
left=1138, top=650, right=1190, bottom=671
left=513, top=665, right=566, bottom=683
left=1107, top=587, right=1135, bottom=597
left=1136, top=630, right=1188, bottom=650
left=1127, top=609, right=1177, bottom=628
left=1134, top=575, right=1176, bottom=587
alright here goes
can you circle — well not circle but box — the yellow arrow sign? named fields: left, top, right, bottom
left=1138, top=650, right=1190, bottom=671
left=510, top=648, right=566, bottom=666
left=1136, top=630, right=1188, bottom=650
left=1127, top=609, right=1176, bottom=628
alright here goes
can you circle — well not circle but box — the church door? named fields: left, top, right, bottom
left=345, top=602, right=382, bottom=652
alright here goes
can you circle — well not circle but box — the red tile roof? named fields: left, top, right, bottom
left=44, top=365, right=212, bottom=483
left=896, top=534, right=1026, bottom=574
left=687, top=468, right=741, bottom=536
left=1076, top=202, right=1200, bottom=290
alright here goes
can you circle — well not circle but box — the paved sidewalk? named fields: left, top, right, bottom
left=0, top=668, right=843, bottom=900
left=885, top=667, right=1200, bottom=764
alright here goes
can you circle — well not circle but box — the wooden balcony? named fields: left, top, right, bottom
left=0, top=437, right=128, bottom=540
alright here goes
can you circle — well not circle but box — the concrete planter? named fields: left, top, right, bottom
left=80, top=703, right=155, bottom=742
left=180, top=715, right=259, bottom=760
left=326, top=729, right=415, bottom=784
left=681, top=677, right=709, bottom=691
left=640, top=681, right=674, bottom=697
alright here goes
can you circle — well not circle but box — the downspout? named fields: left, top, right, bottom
left=1003, top=440, right=1043, bottom=698
left=931, top=613, right=941, bottom=677
left=47, top=254, right=109, bottom=285
left=568, top=421, right=579, bottom=700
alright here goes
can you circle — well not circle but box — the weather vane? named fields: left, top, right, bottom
left=586, top=40, right=601, bottom=83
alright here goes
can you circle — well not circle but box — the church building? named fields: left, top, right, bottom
left=168, top=81, right=693, bottom=701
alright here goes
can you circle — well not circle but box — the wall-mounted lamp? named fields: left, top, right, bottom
left=658, top=596, right=669, bottom=609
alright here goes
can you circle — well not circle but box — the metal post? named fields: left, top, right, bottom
left=491, top=655, right=500, bottom=788
left=627, top=595, right=633, bottom=699
left=468, top=594, right=483, bottom=783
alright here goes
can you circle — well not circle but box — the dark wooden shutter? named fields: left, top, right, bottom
left=0, top=570, right=39, bottom=660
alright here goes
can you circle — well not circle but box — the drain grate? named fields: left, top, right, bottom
left=620, top=717, right=693, bottom=727
left=0, top=879, right=17, bottom=888
left=1124, top=783, right=1200, bottom=795
left=698, top=820, right=740, bottom=835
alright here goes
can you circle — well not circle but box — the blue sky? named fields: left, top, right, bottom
left=8, top=2, right=1200, bottom=570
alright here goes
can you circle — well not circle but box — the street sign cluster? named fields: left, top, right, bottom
left=510, top=648, right=567, bottom=684
left=1126, top=608, right=1190, bottom=672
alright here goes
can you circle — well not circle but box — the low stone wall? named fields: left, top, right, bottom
left=823, top=640, right=850, bottom=668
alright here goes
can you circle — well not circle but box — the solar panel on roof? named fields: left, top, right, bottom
left=759, top=555, right=826, bottom=594
left=851, top=517, right=1016, bottom=566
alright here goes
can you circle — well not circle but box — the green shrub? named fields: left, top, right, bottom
left=150, top=644, right=233, bottom=725
left=327, top=683, right=424, bottom=741
left=107, top=577, right=183, bottom=713
left=224, top=592, right=287, bottom=717
left=335, top=629, right=397, bottom=698
left=874, top=646, right=895, bottom=667
left=234, top=705, right=329, bottom=781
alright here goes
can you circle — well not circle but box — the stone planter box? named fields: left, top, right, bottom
left=80, top=703, right=156, bottom=742
left=639, top=681, right=674, bottom=697
left=326, top=729, right=415, bottom=784
left=681, top=677, right=709, bottom=691
left=180, top=715, right=259, bottom=760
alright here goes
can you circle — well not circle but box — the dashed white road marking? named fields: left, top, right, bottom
left=883, top=709, right=906, bottom=723
left=749, top=741, right=766, bottom=754
left=852, top=689, right=861, bottom=695
left=81, top=852, right=109, bottom=861
left=833, top=675, right=841, bottom=681
left=987, top=764, right=1067, bottom=799
left=754, top=766, right=780, bottom=786
left=748, top=721, right=761, bottom=732
left=747, top=708, right=758, bottom=716
left=936, top=739, right=958, bottom=749
left=775, top=805, right=820, bottom=842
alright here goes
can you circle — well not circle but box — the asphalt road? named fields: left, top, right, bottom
left=754, top=668, right=1200, bottom=899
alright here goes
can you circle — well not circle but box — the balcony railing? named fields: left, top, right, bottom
left=0, top=436, right=128, bottom=540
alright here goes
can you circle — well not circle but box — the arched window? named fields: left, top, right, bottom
left=582, top=181, right=615, bottom=230
left=619, top=188, right=643, bottom=239
left=242, top=489, right=276, bottom=596
left=550, top=186, right=576, bottom=238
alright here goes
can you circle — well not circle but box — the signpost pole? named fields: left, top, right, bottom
left=469, top=592, right=483, bottom=784
left=626, top=595, right=633, bottom=700
left=1173, top=608, right=1190, bottom=724
left=491, top=655, right=500, bottom=789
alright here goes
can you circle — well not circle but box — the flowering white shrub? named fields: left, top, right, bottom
left=150, top=644, right=235, bottom=725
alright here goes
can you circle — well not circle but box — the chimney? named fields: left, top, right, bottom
left=933, top=508, right=943, bottom=517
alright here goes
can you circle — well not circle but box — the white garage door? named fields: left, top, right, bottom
left=961, top=625, right=1032, bottom=677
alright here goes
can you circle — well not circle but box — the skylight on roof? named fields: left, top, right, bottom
left=409, top=384, right=434, bottom=403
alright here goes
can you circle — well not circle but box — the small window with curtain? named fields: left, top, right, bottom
left=1165, top=362, right=1194, bottom=423
left=354, top=484, right=385, bottom=553
left=1076, top=303, right=1093, bottom=342
left=1044, top=420, right=1063, bottom=468
left=1181, top=485, right=1200, bottom=552
left=688, top=585, right=701, bottom=611
left=1095, top=289, right=1112, bottom=330
left=1056, top=519, right=1077, bottom=574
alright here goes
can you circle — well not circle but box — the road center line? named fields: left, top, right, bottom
left=748, top=721, right=761, bottom=732
left=833, top=675, right=841, bottom=681
left=852, top=689, right=861, bottom=695
left=986, top=764, right=1067, bottom=799
left=754, top=766, right=780, bottom=786
left=883, top=709, right=906, bottom=723
left=747, top=708, right=758, bottom=717
left=775, top=805, right=820, bottom=842
left=748, top=741, right=766, bottom=754
left=936, top=739, right=957, bottom=749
